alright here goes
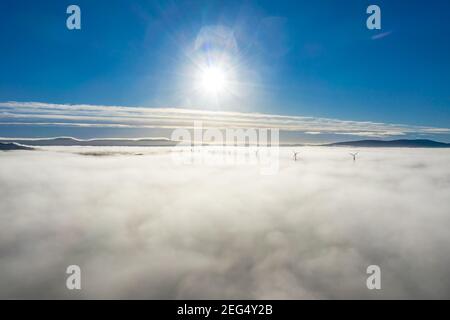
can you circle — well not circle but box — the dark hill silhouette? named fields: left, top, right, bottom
left=325, top=139, right=450, bottom=148
left=0, top=142, right=34, bottom=151
left=0, top=137, right=178, bottom=147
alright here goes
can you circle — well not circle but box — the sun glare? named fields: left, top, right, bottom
left=200, top=66, right=227, bottom=94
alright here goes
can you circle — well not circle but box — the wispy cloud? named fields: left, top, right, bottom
left=371, top=31, right=393, bottom=40
left=1, top=101, right=449, bottom=137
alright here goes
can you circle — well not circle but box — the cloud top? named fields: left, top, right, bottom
left=1, top=147, right=450, bottom=298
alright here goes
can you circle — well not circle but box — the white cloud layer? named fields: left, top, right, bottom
left=1, top=147, right=450, bottom=299
left=1, top=101, right=449, bottom=137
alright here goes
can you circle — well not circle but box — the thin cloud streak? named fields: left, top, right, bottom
left=1, top=101, right=449, bottom=137
left=371, top=31, right=393, bottom=40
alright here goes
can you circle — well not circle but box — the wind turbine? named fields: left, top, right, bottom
left=349, top=152, right=358, bottom=162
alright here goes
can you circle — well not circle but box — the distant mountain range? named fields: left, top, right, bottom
left=0, top=142, right=34, bottom=151
left=0, top=137, right=178, bottom=147
left=1, top=138, right=449, bottom=149
left=324, top=139, right=450, bottom=148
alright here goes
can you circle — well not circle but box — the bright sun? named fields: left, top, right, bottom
left=200, top=66, right=227, bottom=94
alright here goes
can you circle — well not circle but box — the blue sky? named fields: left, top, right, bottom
left=0, top=0, right=449, bottom=141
